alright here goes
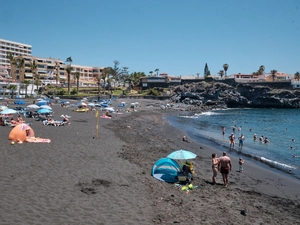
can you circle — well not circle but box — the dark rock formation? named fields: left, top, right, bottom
left=170, top=81, right=300, bottom=109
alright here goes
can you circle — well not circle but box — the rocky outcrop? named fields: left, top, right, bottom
left=170, top=81, right=300, bottom=109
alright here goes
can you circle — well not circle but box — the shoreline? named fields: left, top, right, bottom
left=1, top=98, right=300, bottom=224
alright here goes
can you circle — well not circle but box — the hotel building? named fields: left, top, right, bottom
left=0, top=38, right=32, bottom=72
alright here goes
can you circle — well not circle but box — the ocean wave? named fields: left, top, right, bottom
left=260, top=157, right=296, bottom=169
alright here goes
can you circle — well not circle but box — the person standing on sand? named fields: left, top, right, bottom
left=238, top=158, right=244, bottom=172
left=218, top=152, right=232, bottom=187
left=212, top=153, right=219, bottom=184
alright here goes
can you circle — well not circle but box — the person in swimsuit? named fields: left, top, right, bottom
left=229, top=133, right=235, bottom=149
left=218, top=152, right=232, bottom=187
left=212, top=153, right=219, bottom=184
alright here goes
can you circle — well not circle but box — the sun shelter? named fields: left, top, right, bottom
left=9, top=124, right=35, bottom=141
left=151, top=157, right=182, bottom=183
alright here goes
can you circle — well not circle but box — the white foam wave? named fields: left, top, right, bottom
left=260, top=157, right=296, bottom=169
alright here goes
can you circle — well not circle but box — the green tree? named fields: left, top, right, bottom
left=110, top=60, right=122, bottom=82
left=6, top=52, right=16, bottom=79
left=3, top=52, right=16, bottom=98
left=30, top=60, right=38, bottom=95
left=16, top=58, right=25, bottom=95
left=223, top=63, right=229, bottom=76
left=149, top=71, right=153, bottom=76
left=55, top=62, right=60, bottom=86
left=8, top=84, right=17, bottom=99
left=22, top=80, right=31, bottom=98
left=74, top=72, right=80, bottom=95
left=294, top=71, right=300, bottom=81
left=218, top=70, right=225, bottom=79
left=155, top=68, right=159, bottom=76
left=258, top=65, right=265, bottom=75
left=66, top=66, right=72, bottom=95
left=204, top=63, right=210, bottom=77
left=270, top=70, right=277, bottom=81
left=66, top=57, right=73, bottom=95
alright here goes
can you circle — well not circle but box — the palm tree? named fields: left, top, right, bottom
left=6, top=52, right=16, bottom=79
left=223, top=64, right=229, bottom=77
left=16, top=58, right=25, bottom=81
left=8, top=85, right=17, bottom=99
left=218, top=70, right=225, bottom=79
left=74, top=72, right=80, bottom=95
left=55, top=62, right=60, bottom=86
left=270, top=70, right=277, bottom=81
left=66, top=57, right=73, bottom=95
left=23, top=80, right=30, bottom=98
left=30, top=60, right=38, bottom=95
left=3, top=52, right=16, bottom=98
left=258, top=65, right=265, bottom=75
left=149, top=71, right=153, bottom=76
left=294, top=71, right=300, bottom=81
left=16, top=58, right=25, bottom=96
left=66, top=66, right=72, bottom=95
left=154, top=68, right=159, bottom=76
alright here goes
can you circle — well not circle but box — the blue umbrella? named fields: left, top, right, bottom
left=0, top=108, right=17, bottom=114
left=14, top=100, right=26, bottom=105
left=38, top=108, right=52, bottom=114
left=167, top=150, right=197, bottom=160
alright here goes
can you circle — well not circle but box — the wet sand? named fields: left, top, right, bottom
left=0, top=98, right=299, bottom=224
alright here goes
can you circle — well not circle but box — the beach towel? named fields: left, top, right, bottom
left=26, top=137, right=51, bottom=143
left=100, top=115, right=112, bottom=119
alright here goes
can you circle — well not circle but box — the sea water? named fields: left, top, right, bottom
left=166, top=108, right=300, bottom=180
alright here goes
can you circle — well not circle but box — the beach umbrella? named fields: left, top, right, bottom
left=27, top=104, right=40, bottom=109
left=37, top=100, right=47, bottom=106
left=14, top=100, right=26, bottom=105
left=39, top=105, right=52, bottom=110
left=0, top=105, right=7, bottom=111
left=167, top=150, right=197, bottom=160
left=0, top=108, right=17, bottom=114
left=37, top=108, right=52, bottom=114
left=78, top=102, right=87, bottom=107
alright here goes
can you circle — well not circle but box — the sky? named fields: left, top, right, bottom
left=1, top=0, right=299, bottom=77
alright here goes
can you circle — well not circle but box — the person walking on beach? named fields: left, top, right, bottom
left=212, top=153, right=219, bottom=184
left=229, top=133, right=235, bottom=149
left=238, top=134, right=245, bottom=149
left=238, top=158, right=244, bottom=172
left=218, top=152, right=232, bottom=187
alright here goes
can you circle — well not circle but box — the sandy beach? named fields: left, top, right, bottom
left=1, top=98, right=300, bottom=225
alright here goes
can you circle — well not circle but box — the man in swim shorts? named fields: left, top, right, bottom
left=218, top=152, right=232, bottom=187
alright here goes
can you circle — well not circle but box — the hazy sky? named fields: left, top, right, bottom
left=1, top=0, right=299, bottom=76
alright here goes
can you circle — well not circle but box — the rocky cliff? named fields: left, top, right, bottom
left=170, top=81, right=300, bottom=109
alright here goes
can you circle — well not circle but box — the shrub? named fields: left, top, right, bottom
left=71, top=88, right=77, bottom=95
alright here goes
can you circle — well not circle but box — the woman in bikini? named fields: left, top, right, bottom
left=212, top=153, right=219, bottom=184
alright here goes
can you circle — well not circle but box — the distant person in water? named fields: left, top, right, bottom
left=238, top=134, right=245, bottom=149
left=253, top=134, right=257, bottom=141
left=232, top=125, right=236, bottom=132
left=222, top=127, right=225, bottom=136
left=229, top=133, right=235, bottom=149
left=259, top=135, right=264, bottom=142
left=264, top=137, right=270, bottom=143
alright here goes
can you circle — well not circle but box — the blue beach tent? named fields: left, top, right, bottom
left=151, top=157, right=182, bottom=183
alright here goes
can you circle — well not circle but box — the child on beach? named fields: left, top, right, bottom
left=239, top=158, right=244, bottom=172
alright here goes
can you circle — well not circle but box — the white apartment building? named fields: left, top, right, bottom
left=0, top=38, right=32, bottom=71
